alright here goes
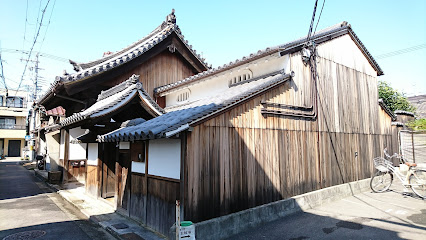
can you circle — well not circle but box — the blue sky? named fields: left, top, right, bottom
left=1, top=0, right=425, bottom=96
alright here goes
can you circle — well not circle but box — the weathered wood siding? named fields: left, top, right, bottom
left=109, top=51, right=196, bottom=98
left=124, top=142, right=180, bottom=236
left=86, top=165, right=98, bottom=196
left=184, top=35, right=396, bottom=222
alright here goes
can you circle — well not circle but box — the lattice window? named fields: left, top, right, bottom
left=229, top=69, right=253, bottom=86
left=177, top=89, right=191, bottom=102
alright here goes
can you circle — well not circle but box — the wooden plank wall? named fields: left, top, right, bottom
left=109, top=51, right=196, bottom=98
left=86, top=165, right=98, bottom=197
left=184, top=47, right=396, bottom=222
left=124, top=142, right=180, bottom=236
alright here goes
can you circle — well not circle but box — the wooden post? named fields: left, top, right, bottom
left=176, top=200, right=180, bottom=240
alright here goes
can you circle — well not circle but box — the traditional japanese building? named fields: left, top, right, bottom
left=34, top=10, right=208, bottom=192
left=97, top=21, right=396, bottom=237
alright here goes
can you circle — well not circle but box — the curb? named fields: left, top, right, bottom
left=170, top=178, right=372, bottom=240
left=31, top=168, right=163, bottom=240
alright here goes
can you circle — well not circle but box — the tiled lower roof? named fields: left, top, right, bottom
left=98, top=71, right=292, bottom=142
left=60, top=75, right=164, bottom=127
left=378, top=99, right=397, bottom=121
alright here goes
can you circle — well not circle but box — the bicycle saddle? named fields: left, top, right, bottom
left=405, top=162, right=417, bottom=167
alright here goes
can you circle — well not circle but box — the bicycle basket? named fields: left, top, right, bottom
left=373, top=157, right=393, bottom=172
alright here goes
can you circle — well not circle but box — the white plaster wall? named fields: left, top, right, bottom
left=38, top=136, right=46, bottom=155
left=165, top=54, right=289, bottom=108
left=59, top=129, right=65, bottom=159
left=68, top=127, right=87, bottom=160
left=131, top=161, right=145, bottom=174
left=87, top=143, right=98, bottom=166
left=119, top=142, right=130, bottom=149
left=316, top=34, right=377, bottom=77
left=147, top=138, right=180, bottom=179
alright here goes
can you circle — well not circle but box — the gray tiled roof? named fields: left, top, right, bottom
left=394, top=110, right=415, bottom=117
left=378, top=99, right=397, bottom=121
left=37, top=11, right=209, bottom=105
left=98, top=71, right=292, bottom=142
left=60, top=74, right=164, bottom=127
left=154, top=21, right=383, bottom=96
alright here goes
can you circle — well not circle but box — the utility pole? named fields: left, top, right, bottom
left=21, top=53, right=41, bottom=161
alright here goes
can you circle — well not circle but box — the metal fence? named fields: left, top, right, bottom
left=400, top=130, right=426, bottom=163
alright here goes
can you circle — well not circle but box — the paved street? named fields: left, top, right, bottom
left=228, top=181, right=426, bottom=240
left=0, top=158, right=115, bottom=240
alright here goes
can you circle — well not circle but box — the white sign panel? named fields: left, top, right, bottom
left=179, top=225, right=195, bottom=240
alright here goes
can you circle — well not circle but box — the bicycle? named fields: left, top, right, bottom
left=370, top=148, right=426, bottom=198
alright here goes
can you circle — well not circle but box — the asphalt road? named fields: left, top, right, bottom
left=227, top=180, right=426, bottom=240
left=0, top=158, right=115, bottom=240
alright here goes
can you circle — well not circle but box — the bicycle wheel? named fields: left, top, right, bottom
left=409, top=170, right=426, bottom=198
left=370, top=171, right=393, bottom=193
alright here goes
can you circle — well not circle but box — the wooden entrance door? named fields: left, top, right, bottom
left=8, top=140, right=21, bottom=157
left=101, top=143, right=117, bottom=198
left=117, top=150, right=131, bottom=209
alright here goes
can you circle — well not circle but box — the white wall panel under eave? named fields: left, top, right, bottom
left=59, top=129, right=65, bottom=159
left=148, top=138, right=181, bottom=179
left=87, top=143, right=98, bottom=166
left=69, top=127, right=87, bottom=160
left=132, top=161, right=145, bottom=174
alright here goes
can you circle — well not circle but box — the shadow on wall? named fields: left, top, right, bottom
left=185, top=84, right=394, bottom=223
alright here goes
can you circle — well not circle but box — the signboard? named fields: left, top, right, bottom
left=25, top=135, right=31, bottom=141
left=179, top=225, right=195, bottom=240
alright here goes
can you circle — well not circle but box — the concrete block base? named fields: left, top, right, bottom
left=170, top=178, right=371, bottom=240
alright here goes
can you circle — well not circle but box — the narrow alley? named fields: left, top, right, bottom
left=0, top=158, right=115, bottom=240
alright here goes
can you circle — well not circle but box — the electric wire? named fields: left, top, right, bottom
left=0, top=53, right=8, bottom=90
left=16, top=0, right=52, bottom=95
left=0, top=48, right=68, bottom=63
left=375, top=44, right=426, bottom=59
left=313, top=0, right=326, bottom=36
left=38, top=0, right=57, bottom=51
left=306, top=0, right=319, bottom=42
left=22, top=0, right=30, bottom=53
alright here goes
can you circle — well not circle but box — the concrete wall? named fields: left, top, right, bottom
left=170, top=178, right=371, bottom=240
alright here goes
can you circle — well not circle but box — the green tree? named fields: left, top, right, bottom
left=378, top=81, right=416, bottom=112
left=407, top=119, right=426, bottom=131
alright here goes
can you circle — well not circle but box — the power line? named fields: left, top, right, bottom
left=0, top=48, right=68, bottom=63
left=306, top=0, right=319, bottom=42
left=16, top=0, right=52, bottom=94
left=313, top=0, right=326, bottom=36
left=375, top=43, right=426, bottom=59
left=38, top=0, right=57, bottom=51
left=22, top=0, right=30, bottom=52
left=0, top=52, right=8, bottom=90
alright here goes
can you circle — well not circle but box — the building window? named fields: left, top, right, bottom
left=177, top=89, right=191, bottom=102
left=0, top=96, right=3, bottom=107
left=0, top=117, right=16, bottom=129
left=6, top=97, right=24, bottom=108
